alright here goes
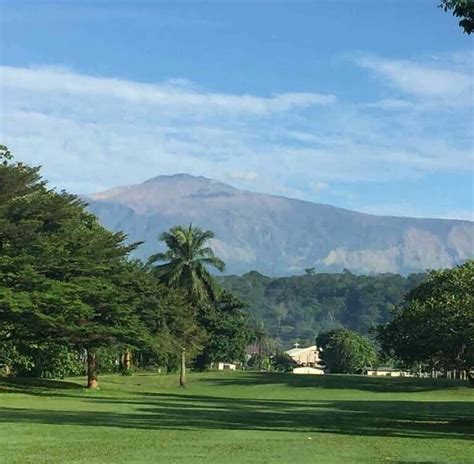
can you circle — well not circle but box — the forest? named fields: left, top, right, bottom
left=219, top=270, right=427, bottom=347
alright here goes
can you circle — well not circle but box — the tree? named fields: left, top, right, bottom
left=440, top=0, right=474, bottom=34
left=128, top=260, right=204, bottom=372
left=0, top=147, right=149, bottom=388
left=317, top=329, right=377, bottom=374
left=271, top=351, right=297, bottom=372
left=194, top=291, right=253, bottom=370
left=148, top=224, right=225, bottom=386
left=148, top=224, right=225, bottom=304
left=377, top=261, right=474, bottom=379
left=218, top=270, right=424, bottom=346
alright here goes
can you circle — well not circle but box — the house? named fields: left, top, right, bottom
left=216, top=362, right=236, bottom=371
left=293, top=366, right=325, bottom=375
left=285, top=344, right=321, bottom=367
left=365, top=367, right=411, bottom=377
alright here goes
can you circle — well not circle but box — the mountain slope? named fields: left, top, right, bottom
left=87, top=174, right=474, bottom=275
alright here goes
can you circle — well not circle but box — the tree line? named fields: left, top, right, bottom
left=1, top=147, right=472, bottom=385
left=0, top=147, right=253, bottom=388
left=218, top=270, right=427, bottom=346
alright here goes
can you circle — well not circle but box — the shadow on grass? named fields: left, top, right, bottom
left=197, top=371, right=469, bottom=393
left=0, top=392, right=473, bottom=440
left=0, top=376, right=82, bottom=393
left=1, top=373, right=472, bottom=441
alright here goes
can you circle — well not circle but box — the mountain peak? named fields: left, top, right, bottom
left=87, top=175, right=474, bottom=276
left=144, top=173, right=211, bottom=183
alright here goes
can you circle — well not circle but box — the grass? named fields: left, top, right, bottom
left=0, top=371, right=473, bottom=464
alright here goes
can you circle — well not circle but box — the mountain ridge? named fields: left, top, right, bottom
left=87, top=174, right=474, bottom=276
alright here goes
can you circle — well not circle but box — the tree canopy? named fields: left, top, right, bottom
left=0, top=147, right=205, bottom=386
left=219, top=270, right=427, bottom=347
left=440, top=0, right=474, bottom=34
left=377, top=260, right=474, bottom=375
left=148, top=224, right=225, bottom=304
left=317, top=329, right=378, bottom=374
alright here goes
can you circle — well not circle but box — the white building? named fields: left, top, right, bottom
left=286, top=344, right=325, bottom=374
left=365, top=367, right=411, bottom=377
left=216, top=362, right=236, bottom=371
left=293, top=366, right=325, bottom=375
left=285, top=344, right=321, bottom=367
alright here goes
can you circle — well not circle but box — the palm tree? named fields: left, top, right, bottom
left=148, top=224, right=225, bottom=386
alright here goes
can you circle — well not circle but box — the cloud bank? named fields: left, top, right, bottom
left=0, top=53, right=472, bottom=219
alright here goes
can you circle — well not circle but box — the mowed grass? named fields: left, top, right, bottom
left=0, top=371, right=473, bottom=464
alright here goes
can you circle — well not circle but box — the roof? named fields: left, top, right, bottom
left=285, top=345, right=317, bottom=356
left=365, top=367, right=403, bottom=372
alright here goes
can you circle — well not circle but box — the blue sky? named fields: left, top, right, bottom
left=0, top=0, right=473, bottom=219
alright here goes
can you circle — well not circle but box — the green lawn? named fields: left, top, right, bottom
left=0, top=371, right=473, bottom=464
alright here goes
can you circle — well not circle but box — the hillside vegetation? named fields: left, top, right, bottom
left=219, top=271, right=427, bottom=346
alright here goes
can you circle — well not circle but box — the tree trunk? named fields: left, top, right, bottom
left=468, top=372, right=474, bottom=387
left=122, top=349, right=132, bottom=372
left=87, top=349, right=99, bottom=389
left=179, top=348, right=186, bottom=388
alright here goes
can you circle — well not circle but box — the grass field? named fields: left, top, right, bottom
left=0, top=371, right=473, bottom=464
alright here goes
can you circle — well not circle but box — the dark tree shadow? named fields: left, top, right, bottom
left=1, top=393, right=472, bottom=440
left=1, top=373, right=472, bottom=442
left=0, top=377, right=83, bottom=393
left=196, top=372, right=469, bottom=393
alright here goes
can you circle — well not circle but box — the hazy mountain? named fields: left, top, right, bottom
left=87, top=174, right=473, bottom=276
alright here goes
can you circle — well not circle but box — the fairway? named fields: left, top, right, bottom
left=0, top=372, right=473, bottom=464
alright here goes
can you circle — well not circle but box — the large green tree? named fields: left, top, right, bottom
left=0, top=147, right=149, bottom=388
left=194, top=291, right=253, bottom=370
left=317, top=329, right=378, bottom=374
left=148, top=224, right=225, bottom=304
left=377, top=261, right=474, bottom=379
left=148, top=224, right=225, bottom=385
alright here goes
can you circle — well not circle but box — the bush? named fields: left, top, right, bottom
left=271, top=351, right=297, bottom=372
left=317, top=329, right=377, bottom=374
left=13, top=343, right=84, bottom=379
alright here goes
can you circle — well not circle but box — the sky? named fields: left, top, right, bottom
left=0, top=0, right=473, bottom=220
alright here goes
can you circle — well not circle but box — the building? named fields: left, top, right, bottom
left=216, top=362, right=236, bottom=371
left=285, top=344, right=322, bottom=368
left=365, top=367, right=411, bottom=377
left=293, top=366, right=325, bottom=375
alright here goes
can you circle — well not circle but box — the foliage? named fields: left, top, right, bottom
left=440, top=0, right=474, bottom=33
left=271, top=351, right=297, bottom=372
left=247, top=353, right=272, bottom=371
left=13, top=343, right=84, bottom=379
left=148, top=224, right=225, bottom=304
left=0, top=147, right=200, bottom=384
left=317, top=329, right=378, bottom=374
left=219, top=270, right=427, bottom=347
left=119, top=260, right=202, bottom=370
left=194, top=291, right=253, bottom=370
left=377, top=261, right=474, bottom=373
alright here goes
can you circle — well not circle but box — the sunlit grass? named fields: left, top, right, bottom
left=0, top=371, right=473, bottom=463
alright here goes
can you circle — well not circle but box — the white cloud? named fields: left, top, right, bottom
left=363, top=99, right=415, bottom=110
left=438, top=210, right=474, bottom=222
left=224, top=170, right=259, bottom=182
left=359, top=204, right=474, bottom=222
left=0, top=61, right=472, bottom=220
left=310, top=181, right=329, bottom=193
left=354, top=54, right=473, bottom=104
left=0, top=66, right=335, bottom=115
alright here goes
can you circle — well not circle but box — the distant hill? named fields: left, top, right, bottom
left=87, top=173, right=473, bottom=276
left=217, top=270, right=428, bottom=345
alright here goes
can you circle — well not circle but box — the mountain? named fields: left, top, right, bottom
left=87, top=174, right=474, bottom=275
